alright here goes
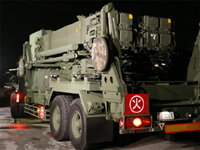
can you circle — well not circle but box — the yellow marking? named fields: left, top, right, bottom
left=166, top=123, right=200, bottom=133
left=97, top=57, right=101, bottom=69
left=102, top=49, right=105, bottom=55
left=97, top=43, right=105, bottom=55
left=129, top=14, right=133, bottom=19
left=98, top=43, right=102, bottom=54
left=24, top=96, right=26, bottom=102
left=76, top=28, right=78, bottom=33
left=168, top=19, right=171, bottom=23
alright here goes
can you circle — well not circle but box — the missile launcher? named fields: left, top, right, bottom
left=10, top=3, right=200, bottom=149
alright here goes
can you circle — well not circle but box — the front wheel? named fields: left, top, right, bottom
left=69, top=98, right=88, bottom=150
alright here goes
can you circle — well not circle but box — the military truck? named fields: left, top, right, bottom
left=10, top=2, right=200, bottom=149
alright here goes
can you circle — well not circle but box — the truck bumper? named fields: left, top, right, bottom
left=119, top=122, right=200, bottom=134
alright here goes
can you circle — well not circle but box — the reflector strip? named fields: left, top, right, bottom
left=159, top=123, right=165, bottom=130
left=125, top=119, right=132, bottom=127
left=166, top=122, right=200, bottom=133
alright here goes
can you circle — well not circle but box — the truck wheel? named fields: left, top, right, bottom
left=69, top=98, right=89, bottom=150
left=50, top=95, right=73, bottom=141
left=10, top=92, right=25, bottom=118
left=10, top=92, right=18, bottom=118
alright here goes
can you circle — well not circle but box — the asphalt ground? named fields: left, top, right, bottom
left=0, top=96, right=200, bottom=150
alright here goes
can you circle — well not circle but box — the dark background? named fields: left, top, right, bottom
left=0, top=0, right=200, bottom=79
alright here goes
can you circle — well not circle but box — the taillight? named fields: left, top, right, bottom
left=125, top=118, right=132, bottom=127
left=39, top=106, right=45, bottom=119
left=16, top=93, right=20, bottom=103
left=119, top=121, right=124, bottom=126
left=133, top=117, right=142, bottom=127
left=119, top=117, right=124, bottom=127
left=143, top=117, right=151, bottom=127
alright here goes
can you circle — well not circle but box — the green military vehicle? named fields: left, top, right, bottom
left=10, top=2, right=200, bottom=149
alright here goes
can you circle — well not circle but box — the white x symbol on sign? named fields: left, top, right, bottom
left=129, top=95, right=144, bottom=113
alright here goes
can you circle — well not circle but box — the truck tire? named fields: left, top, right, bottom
left=50, top=95, right=73, bottom=141
left=10, top=92, right=18, bottom=118
left=10, top=92, right=25, bottom=118
left=69, top=98, right=89, bottom=150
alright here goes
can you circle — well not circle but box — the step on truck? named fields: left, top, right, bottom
left=10, top=2, right=200, bottom=149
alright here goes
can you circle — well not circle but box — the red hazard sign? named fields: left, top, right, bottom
left=124, top=94, right=149, bottom=115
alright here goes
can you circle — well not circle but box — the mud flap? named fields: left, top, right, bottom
left=87, top=117, right=113, bottom=144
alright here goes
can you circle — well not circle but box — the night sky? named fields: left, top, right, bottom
left=1, top=1, right=200, bottom=76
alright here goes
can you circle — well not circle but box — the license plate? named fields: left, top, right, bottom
left=157, top=111, right=174, bottom=120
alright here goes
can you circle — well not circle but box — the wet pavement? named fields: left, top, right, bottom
left=0, top=105, right=199, bottom=150
left=0, top=107, right=75, bottom=150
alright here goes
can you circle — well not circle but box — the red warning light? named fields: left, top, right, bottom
left=16, top=93, right=20, bottom=103
left=119, top=117, right=124, bottom=127
left=39, top=106, right=45, bottom=119
left=119, top=121, right=124, bottom=126
left=143, top=117, right=151, bottom=127
left=133, top=118, right=142, bottom=127
left=120, top=117, right=123, bottom=121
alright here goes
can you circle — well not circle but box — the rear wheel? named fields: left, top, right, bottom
left=69, top=98, right=89, bottom=150
left=69, top=98, right=114, bottom=149
left=10, top=76, right=27, bottom=119
left=50, top=95, right=73, bottom=141
left=71, top=111, right=82, bottom=138
left=10, top=92, right=18, bottom=118
left=10, top=92, right=25, bottom=118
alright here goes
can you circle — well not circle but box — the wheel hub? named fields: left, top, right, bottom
left=53, top=106, right=61, bottom=131
left=72, top=111, right=82, bottom=138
